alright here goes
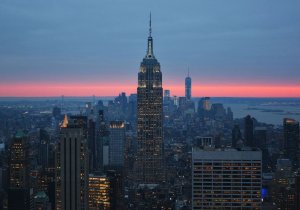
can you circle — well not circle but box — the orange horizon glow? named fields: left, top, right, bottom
left=0, top=82, right=300, bottom=98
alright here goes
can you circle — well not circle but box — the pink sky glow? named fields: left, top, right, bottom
left=0, top=82, right=300, bottom=97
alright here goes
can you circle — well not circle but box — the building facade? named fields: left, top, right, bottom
left=109, top=121, right=125, bottom=167
left=232, top=125, right=242, bottom=148
left=283, top=118, right=300, bottom=169
left=192, top=148, right=262, bottom=209
left=136, top=15, right=164, bottom=184
left=55, top=116, right=89, bottom=210
left=88, top=174, right=110, bottom=210
left=244, top=115, right=254, bottom=147
left=8, top=131, right=30, bottom=210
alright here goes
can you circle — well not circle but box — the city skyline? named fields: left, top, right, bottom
left=1, top=0, right=300, bottom=97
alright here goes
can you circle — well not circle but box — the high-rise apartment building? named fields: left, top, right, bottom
left=283, top=118, right=299, bottom=169
left=55, top=115, right=89, bottom=210
left=192, top=148, right=262, bottom=209
left=136, top=15, right=164, bottom=184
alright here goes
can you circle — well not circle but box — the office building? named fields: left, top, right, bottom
left=32, top=191, right=50, bottom=210
left=211, top=103, right=226, bottom=120
left=179, top=97, right=187, bottom=109
left=128, top=94, right=137, bottom=122
left=164, top=89, right=170, bottom=98
left=55, top=115, right=89, bottom=210
left=8, top=131, right=30, bottom=210
left=106, top=170, right=124, bottom=209
left=185, top=70, right=191, bottom=100
left=254, top=127, right=267, bottom=150
left=194, top=136, right=214, bottom=148
left=88, top=119, right=96, bottom=172
left=283, top=118, right=299, bottom=169
left=295, top=173, right=300, bottom=210
left=203, top=97, right=211, bottom=111
left=272, top=159, right=295, bottom=209
left=39, top=129, right=49, bottom=169
left=232, top=125, right=242, bottom=148
left=254, top=127, right=268, bottom=171
left=274, top=159, right=292, bottom=186
left=95, top=110, right=109, bottom=173
left=244, top=115, right=254, bottom=147
left=136, top=15, right=164, bottom=184
left=109, top=121, right=125, bottom=167
left=192, top=148, right=262, bottom=209
left=88, top=174, right=110, bottom=210
left=197, top=97, right=210, bottom=120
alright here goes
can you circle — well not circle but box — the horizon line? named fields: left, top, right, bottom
left=1, top=84, right=300, bottom=97
left=0, top=96, right=299, bottom=99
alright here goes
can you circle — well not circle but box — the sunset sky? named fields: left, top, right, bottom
left=1, top=0, right=300, bottom=97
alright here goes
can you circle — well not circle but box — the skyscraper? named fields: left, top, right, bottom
left=8, top=131, right=30, bottom=210
left=254, top=127, right=269, bottom=171
left=164, top=89, right=170, bottom=98
left=244, top=115, right=254, bottom=147
left=197, top=97, right=210, bottom=119
left=95, top=110, right=108, bottom=173
left=185, top=69, right=191, bottom=100
left=232, top=124, right=242, bottom=148
left=109, top=121, right=125, bottom=167
left=136, top=14, right=164, bottom=184
left=283, top=118, right=300, bottom=169
left=192, top=147, right=262, bottom=209
left=88, top=174, right=110, bottom=210
left=55, top=115, right=89, bottom=210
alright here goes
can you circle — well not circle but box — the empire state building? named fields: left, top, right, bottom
left=136, top=15, right=165, bottom=184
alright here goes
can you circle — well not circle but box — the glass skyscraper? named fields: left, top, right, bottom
left=185, top=71, right=191, bottom=100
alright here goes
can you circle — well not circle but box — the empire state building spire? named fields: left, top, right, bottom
left=145, top=12, right=154, bottom=59
left=149, top=12, right=152, bottom=37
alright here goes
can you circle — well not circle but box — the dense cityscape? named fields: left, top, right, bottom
left=0, top=14, right=299, bottom=210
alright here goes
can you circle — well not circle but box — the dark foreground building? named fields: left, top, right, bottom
left=55, top=115, right=89, bottom=210
left=8, top=131, right=30, bottom=210
left=283, top=118, right=300, bottom=169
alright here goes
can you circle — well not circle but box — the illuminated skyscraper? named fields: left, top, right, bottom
left=192, top=148, right=262, bottom=209
left=185, top=69, right=191, bottom=100
left=136, top=14, right=164, bottom=184
left=88, top=174, right=110, bottom=210
left=8, top=131, right=30, bottom=210
left=55, top=115, right=89, bottom=210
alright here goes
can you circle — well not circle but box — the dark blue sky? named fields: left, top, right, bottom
left=1, top=0, right=300, bottom=89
